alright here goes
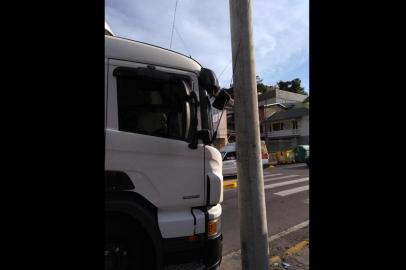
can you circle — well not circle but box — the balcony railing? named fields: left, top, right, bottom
left=261, top=129, right=299, bottom=138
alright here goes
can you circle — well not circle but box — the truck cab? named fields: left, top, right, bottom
left=105, top=33, right=226, bottom=270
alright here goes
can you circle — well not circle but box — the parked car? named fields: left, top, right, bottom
left=275, top=149, right=296, bottom=164
left=268, top=152, right=278, bottom=165
left=306, top=156, right=310, bottom=167
left=221, top=141, right=270, bottom=177
left=261, top=141, right=270, bottom=168
left=221, top=150, right=238, bottom=177
left=294, top=145, right=309, bottom=163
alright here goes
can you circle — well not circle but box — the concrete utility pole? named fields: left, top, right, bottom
left=229, top=0, right=270, bottom=269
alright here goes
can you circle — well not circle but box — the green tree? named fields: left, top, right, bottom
left=256, top=76, right=269, bottom=94
left=277, top=80, right=290, bottom=91
left=277, top=78, right=307, bottom=95
left=225, top=76, right=270, bottom=97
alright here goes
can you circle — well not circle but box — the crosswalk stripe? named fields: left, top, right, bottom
left=263, top=175, right=299, bottom=182
left=264, top=177, right=309, bottom=189
left=274, top=185, right=309, bottom=196
left=263, top=173, right=283, bottom=178
left=264, top=177, right=286, bottom=183
left=280, top=164, right=307, bottom=169
left=303, top=198, right=309, bottom=204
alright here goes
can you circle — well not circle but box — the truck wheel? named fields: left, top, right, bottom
left=105, top=217, right=155, bottom=270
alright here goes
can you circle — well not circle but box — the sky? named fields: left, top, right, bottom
left=105, top=0, right=309, bottom=92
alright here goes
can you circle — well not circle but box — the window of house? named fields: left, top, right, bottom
left=272, top=123, right=284, bottom=131
left=116, top=69, right=191, bottom=141
left=292, top=120, right=298, bottom=129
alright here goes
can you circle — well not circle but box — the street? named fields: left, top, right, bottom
left=221, top=163, right=309, bottom=269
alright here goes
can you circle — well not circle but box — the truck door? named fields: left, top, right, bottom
left=105, top=59, right=206, bottom=209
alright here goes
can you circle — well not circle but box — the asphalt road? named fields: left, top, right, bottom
left=221, top=163, right=309, bottom=255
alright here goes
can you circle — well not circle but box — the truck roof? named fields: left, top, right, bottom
left=105, top=35, right=202, bottom=73
left=105, top=22, right=114, bottom=36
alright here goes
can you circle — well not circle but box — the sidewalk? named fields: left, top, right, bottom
left=220, top=227, right=309, bottom=270
left=220, top=243, right=309, bottom=270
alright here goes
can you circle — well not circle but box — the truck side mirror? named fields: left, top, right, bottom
left=199, top=68, right=220, bottom=96
left=198, top=129, right=212, bottom=145
left=212, top=90, right=231, bottom=110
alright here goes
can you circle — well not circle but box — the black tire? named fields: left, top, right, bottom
left=105, top=216, right=156, bottom=270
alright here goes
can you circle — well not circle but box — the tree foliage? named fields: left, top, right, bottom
left=256, top=76, right=269, bottom=94
left=223, top=77, right=307, bottom=97
left=277, top=78, right=307, bottom=95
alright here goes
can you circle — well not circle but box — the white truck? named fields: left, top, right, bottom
left=105, top=26, right=229, bottom=270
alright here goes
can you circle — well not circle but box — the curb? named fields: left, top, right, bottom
left=269, top=256, right=281, bottom=263
left=269, top=240, right=308, bottom=267
left=223, top=180, right=238, bottom=189
left=286, top=240, right=309, bottom=255
left=221, top=240, right=309, bottom=269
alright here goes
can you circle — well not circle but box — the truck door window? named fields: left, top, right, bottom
left=116, top=72, right=190, bottom=141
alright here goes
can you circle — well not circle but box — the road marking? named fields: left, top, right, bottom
left=303, top=198, right=309, bottom=204
left=264, top=177, right=309, bottom=189
left=286, top=240, right=309, bottom=255
left=268, top=220, right=309, bottom=242
left=223, top=173, right=281, bottom=181
left=263, top=174, right=299, bottom=181
left=223, top=176, right=308, bottom=191
left=263, top=173, right=283, bottom=177
left=274, top=185, right=309, bottom=196
left=268, top=240, right=309, bottom=264
left=223, top=221, right=309, bottom=259
left=269, top=256, right=281, bottom=263
left=280, top=163, right=307, bottom=169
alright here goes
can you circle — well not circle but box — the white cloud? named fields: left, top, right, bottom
left=106, top=0, right=308, bottom=90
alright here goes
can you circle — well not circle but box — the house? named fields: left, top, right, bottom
left=212, top=107, right=228, bottom=150
left=222, top=87, right=309, bottom=150
left=261, top=102, right=309, bottom=152
left=258, top=88, right=308, bottom=106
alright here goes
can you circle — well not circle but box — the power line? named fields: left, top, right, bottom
left=218, top=60, right=232, bottom=80
left=169, top=0, right=179, bottom=49
left=174, top=26, right=192, bottom=57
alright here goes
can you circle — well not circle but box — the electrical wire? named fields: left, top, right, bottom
left=169, top=0, right=179, bottom=49
left=218, top=60, right=232, bottom=80
left=174, top=26, right=192, bottom=57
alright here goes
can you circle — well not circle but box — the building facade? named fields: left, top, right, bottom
left=261, top=100, right=309, bottom=152
left=258, top=88, right=308, bottom=107
left=212, top=108, right=228, bottom=150
left=222, top=88, right=309, bottom=151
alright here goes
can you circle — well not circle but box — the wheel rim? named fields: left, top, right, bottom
left=105, top=242, right=129, bottom=270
